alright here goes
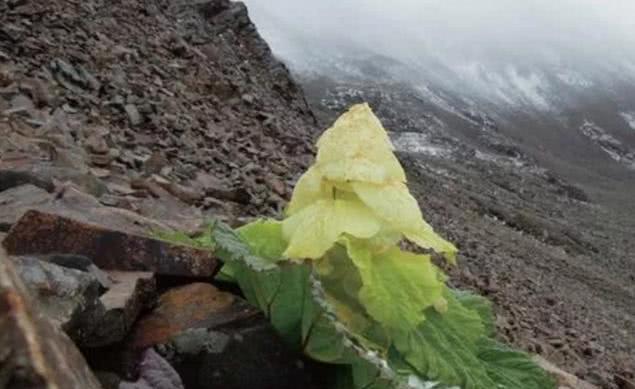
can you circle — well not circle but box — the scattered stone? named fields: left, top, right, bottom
left=91, top=167, right=112, bottom=178
left=44, top=253, right=114, bottom=288
left=91, top=152, right=115, bottom=167
left=0, top=184, right=51, bottom=230
left=0, top=248, right=103, bottom=388
left=206, top=186, right=252, bottom=205
left=533, top=355, right=599, bottom=389
left=85, top=133, right=110, bottom=155
left=3, top=209, right=220, bottom=277
left=11, top=254, right=155, bottom=347
left=143, top=152, right=169, bottom=175
left=151, top=175, right=203, bottom=205
left=125, top=104, right=142, bottom=126
left=266, top=175, right=286, bottom=196
left=120, top=348, right=185, bottom=389
left=0, top=169, right=56, bottom=193
left=616, top=375, right=635, bottom=389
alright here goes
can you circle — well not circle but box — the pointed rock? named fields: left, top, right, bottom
left=0, top=247, right=103, bottom=389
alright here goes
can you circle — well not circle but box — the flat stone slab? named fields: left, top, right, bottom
left=0, top=247, right=103, bottom=389
left=3, top=209, right=220, bottom=277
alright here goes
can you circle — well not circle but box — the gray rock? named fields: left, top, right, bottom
left=10, top=255, right=102, bottom=331
left=10, top=255, right=156, bottom=347
left=0, top=248, right=103, bottom=389
left=119, top=349, right=184, bottom=389
left=125, top=104, right=143, bottom=126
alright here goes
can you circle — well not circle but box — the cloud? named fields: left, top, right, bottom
left=242, top=0, right=635, bottom=69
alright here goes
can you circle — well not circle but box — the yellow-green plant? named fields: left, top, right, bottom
left=157, top=104, right=555, bottom=389
left=281, top=103, right=457, bottom=333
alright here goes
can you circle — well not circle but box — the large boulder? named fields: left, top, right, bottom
left=3, top=210, right=219, bottom=277
left=131, top=282, right=325, bottom=389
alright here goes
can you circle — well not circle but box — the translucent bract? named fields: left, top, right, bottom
left=283, top=103, right=457, bottom=262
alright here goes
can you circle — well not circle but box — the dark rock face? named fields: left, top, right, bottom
left=0, top=248, right=103, bottom=389
left=79, top=270, right=156, bottom=347
left=131, top=283, right=324, bottom=389
left=119, top=349, right=184, bottom=389
left=3, top=210, right=219, bottom=277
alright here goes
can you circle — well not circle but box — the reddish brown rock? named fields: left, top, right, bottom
left=131, top=282, right=257, bottom=349
left=3, top=210, right=219, bottom=277
left=0, top=247, right=103, bottom=389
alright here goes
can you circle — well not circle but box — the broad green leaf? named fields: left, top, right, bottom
left=352, top=181, right=457, bottom=264
left=345, top=240, right=445, bottom=332
left=453, top=290, right=496, bottom=337
left=315, top=103, right=406, bottom=184
left=478, top=339, right=556, bottom=389
left=282, top=199, right=382, bottom=259
left=392, top=291, right=554, bottom=389
left=210, top=219, right=277, bottom=271
left=237, top=219, right=286, bottom=261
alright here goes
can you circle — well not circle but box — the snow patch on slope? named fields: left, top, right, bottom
left=557, top=71, right=593, bottom=88
left=620, top=112, right=635, bottom=130
left=580, top=120, right=635, bottom=169
left=389, top=132, right=452, bottom=157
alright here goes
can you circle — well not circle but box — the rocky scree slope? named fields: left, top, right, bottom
left=0, top=0, right=327, bottom=388
left=1, top=0, right=317, bottom=226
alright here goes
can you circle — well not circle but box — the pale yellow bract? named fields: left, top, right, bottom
left=283, top=103, right=457, bottom=262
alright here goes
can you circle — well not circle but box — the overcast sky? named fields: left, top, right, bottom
left=242, top=0, right=635, bottom=70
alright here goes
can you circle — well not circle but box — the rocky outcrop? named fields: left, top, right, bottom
left=0, top=247, right=103, bottom=389
left=131, top=283, right=322, bottom=389
left=3, top=210, right=220, bottom=277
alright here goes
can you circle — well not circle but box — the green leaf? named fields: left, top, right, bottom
left=345, top=239, right=445, bottom=332
left=237, top=219, right=287, bottom=261
left=453, top=290, right=496, bottom=337
left=210, top=219, right=277, bottom=271
left=222, top=260, right=308, bottom=346
left=393, top=291, right=554, bottom=389
left=478, top=339, right=556, bottom=389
